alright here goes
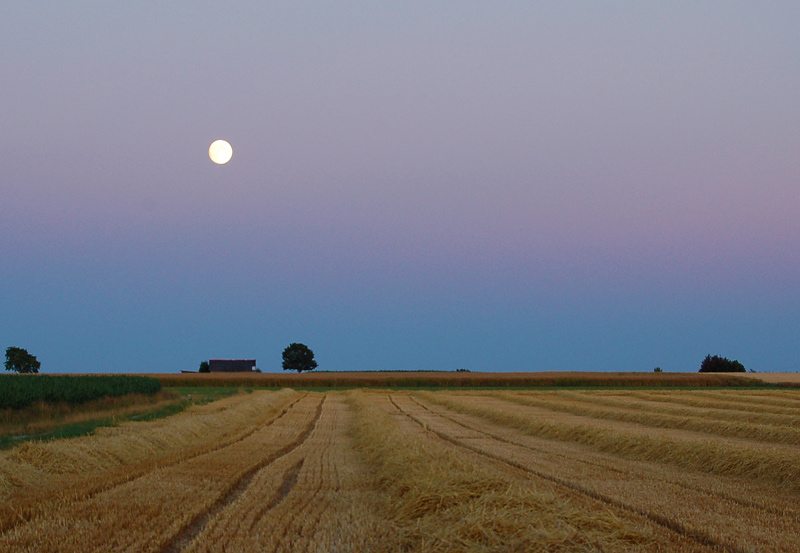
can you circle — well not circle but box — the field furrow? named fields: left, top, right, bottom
left=423, top=391, right=800, bottom=491
left=389, top=395, right=730, bottom=551
left=403, top=393, right=800, bottom=552
left=689, top=391, right=800, bottom=409
left=2, top=387, right=797, bottom=552
left=180, top=393, right=385, bottom=553
left=556, top=391, right=800, bottom=429
left=627, top=391, right=800, bottom=417
left=495, top=391, right=800, bottom=445
left=162, top=395, right=325, bottom=553
left=0, top=389, right=303, bottom=534
left=410, top=394, right=799, bottom=514
left=0, top=393, right=322, bottom=553
left=351, top=391, right=715, bottom=553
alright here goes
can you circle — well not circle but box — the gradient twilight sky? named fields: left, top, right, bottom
left=2, top=2, right=799, bottom=373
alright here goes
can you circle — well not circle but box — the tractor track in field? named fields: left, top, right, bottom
left=0, top=393, right=309, bottom=537
left=406, top=394, right=796, bottom=518
left=270, top=465, right=329, bottom=550
left=269, top=398, right=356, bottom=550
left=407, top=395, right=631, bottom=476
left=266, top=459, right=305, bottom=512
left=388, top=395, right=745, bottom=553
left=160, top=396, right=325, bottom=553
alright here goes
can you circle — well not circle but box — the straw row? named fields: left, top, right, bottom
left=345, top=391, right=705, bottom=553
left=627, top=390, right=800, bottom=416
left=181, top=393, right=392, bottom=552
left=0, top=392, right=318, bottom=552
left=495, top=391, right=800, bottom=445
left=544, top=390, right=800, bottom=428
left=0, top=389, right=301, bottom=533
left=3, top=389, right=797, bottom=552
left=406, top=392, right=800, bottom=552
left=419, top=391, right=800, bottom=491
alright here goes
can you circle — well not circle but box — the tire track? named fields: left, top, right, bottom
left=388, top=395, right=741, bottom=553
left=405, top=395, right=630, bottom=477
left=272, top=470, right=327, bottom=552
left=268, top=459, right=305, bottom=512
left=264, top=395, right=350, bottom=553
left=161, top=396, right=325, bottom=553
left=246, top=458, right=305, bottom=533
left=407, top=394, right=794, bottom=517
left=0, top=392, right=307, bottom=537
left=252, top=400, right=338, bottom=552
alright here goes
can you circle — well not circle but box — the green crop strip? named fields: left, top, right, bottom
left=0, top=399, right=190, bottom=450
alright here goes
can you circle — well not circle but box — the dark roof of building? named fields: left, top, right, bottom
left=208, top=359, right=256, bottom=372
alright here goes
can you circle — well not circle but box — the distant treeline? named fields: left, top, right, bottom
left=0, top=375, right=162, bottom=410
left=154, top=371, right=765, bottom=389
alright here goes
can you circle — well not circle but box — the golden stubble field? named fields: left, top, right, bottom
left=1, top=388, right=799, bottom=552
left=745, top=372, right=800, bottom=385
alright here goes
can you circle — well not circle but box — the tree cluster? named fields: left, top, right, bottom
left=699, top=354, right=746, bottom=373
left=4, top=347, right=40, bottom=374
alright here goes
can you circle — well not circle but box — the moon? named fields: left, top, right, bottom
left=209, top=139, right=233, bottom=164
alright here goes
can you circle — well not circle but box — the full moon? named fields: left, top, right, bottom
left=209, top=139, right=233, bottom=164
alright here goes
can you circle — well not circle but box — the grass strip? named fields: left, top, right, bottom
left=0, top=400, right=190, bottom=450
left=0, top=390, right=301, bottom=535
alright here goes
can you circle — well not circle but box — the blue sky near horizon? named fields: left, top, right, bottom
left=2, top=2, right=799, bottom=373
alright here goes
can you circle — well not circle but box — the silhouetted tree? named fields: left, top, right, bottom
left=198, top=360, right=210, bottom=373
left=699, top=354, right=746, bottom=373
left=5, top=347, right=41, bottom=374
left=282, top=343, right=318, bottom=373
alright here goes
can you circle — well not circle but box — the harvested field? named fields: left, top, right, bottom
left=1, top=388, right=798, bottom=552
left=745, top=372, right=800, bottom=385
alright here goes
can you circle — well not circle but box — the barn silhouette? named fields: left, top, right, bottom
left=208, top=359, right=256, bottom=373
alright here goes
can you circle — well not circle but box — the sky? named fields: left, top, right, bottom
left=2, top=2, right=799, bottom=374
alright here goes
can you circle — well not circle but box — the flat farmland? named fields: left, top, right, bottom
left=1, top=388, right=799, bottom=552
left=745, top=372, right=800, bottom=385
left=153, top=371, right=764, bottom=388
